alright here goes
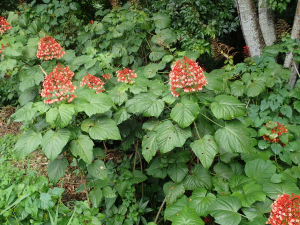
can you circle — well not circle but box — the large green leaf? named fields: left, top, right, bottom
left=242, top=198, right=272, bottom=220
left=102, top=186, right=116, bottom=198
left=167, top=163, right=188, bottom=183
left=47, top=157, right=68, bottom=184
left=229, top=175, right=256, bottom=193
left=108, top=86, right=128, bottom=105
left=146, top=158, right=167, bottom=179
left=230, top=80, right=245, bottom=97
left=70, top=135, right=94, bottom=164
left=214, top=121, right=253, bottom=153
left=188, top=188, right=216, bottom=217
left=171, top=101, right=200, bottom=128
left=245, top=78, right=266, bottom=97
left=205, top=69, right=224, bottom=91
left=155, top=121, right=191, bottom=153
left=128, top=170, right=147, bottom=184
left=263, top=181, right=300, bottom=199
left=164, top=195, right=188, bottom=222
left=14, top=130, right=42, bottom=160
left=245, top=159, right=276, bottom=184
left=89, top=188, right=103, bottom=208
left=190, top=135, right=218, bottom=169
left=125, top=93, right=164, bottom=118
left=87, top=159, right=107, bottom=180
left=153, top=13, right=171, bottom=29
left=41, top=129, right=71, bottom=161
left=231, top=184, right=266, bottom=207
left=183, top=164, right=212, bottom=190
left=11, top=102, right=37, bottom=122
left=113, top=107, right=131, bottom=125
left=163, top=181, right=185, bottom=205
left=142, top=131, right=158, bottom=163
left=208, top=196, right=242, bottom=225
left=172, top=206, right=204, bottom=225
left=46, top=104, right=75, bottom=128
left=81, top=116, right=121, bottom=140
left=211, top=95, right=246, bottom=120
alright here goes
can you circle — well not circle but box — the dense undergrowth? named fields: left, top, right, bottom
left=1, top=0, right=300, bottom=225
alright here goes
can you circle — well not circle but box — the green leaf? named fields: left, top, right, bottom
left=205, top=69, right=224, bottom=91
left=11, top=102, right=38, bottom=122
left=155, top=121, right=191, bottom=153
left=214, top=121, right=253, bottom=153
left=87, top=160, right=107, bottom=180
left=245, top=78, right=266, bottom=97
left=188, top=188, right=216, bottom=217
left=171, top=101, right=200, bottom=128
left=142, top=131, right=158, bottom=163
left=164, top=195, right=188, bottom=222
left=167, top=163, right=188, bottom=183
left=14, top=130, right=42, bottom=160
left=263, top=181, right=300, bottom=199
left=183, top=164, right=212, bottom=190
left=231, top=184, right=266, bottom=207
left=163, top=181, right=185, bottom=205
left=129, top=170, right=147, bottom=184
left=146, top=158, right=167, bottom=179
left=81, top=116, right=121, bottom=140
left=280, top=105, right=292, bottom=117
left=40, top=193, right=55, bottom=210
left=190, top=135, right=218, bottom=169
left=41, top=129, right=71, bottom=161
left=172, top=206, right=204, bottom=225
left=211, top=95, right=246, bottom=120
left=89, top=189, right=102, bottom=208
left=229, top=175, right=256, bottom=193
left=70, top=135, right=94, bottom=164
left=242, top=198, right=272, bottom=220
left=108, top=86, right=128, bottom=105
left=245, top=159, right=276, bottom=184
left=248, top=217, right=268, bottom=225
left=213, top=163, right=234, bottom=180
left=47, top=157, right=68, bottom=184
left=149, top=51, right=165, bottom=61
left=19, top=87, right=38, bottom=106
left=208, top=196, right=242, bottom=225
left=102, top=186, right=116, bottom=198
left=230, top=80, right=245, bottom=97
left=153, top=13, right=171, bottom=29
left=113, top=107, right=131, bottom=125
left=116, top=182, right=128, bottom=199
left=125, top=93, right=164, bottom=118
left=55, top=104, right=75, bottom=128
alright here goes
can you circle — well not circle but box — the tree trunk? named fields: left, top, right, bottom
left=235, top=0, right=266, bottom=56
left=258, top=0, right=277, bottom=46
left=284, top=0, right=300, bottom=89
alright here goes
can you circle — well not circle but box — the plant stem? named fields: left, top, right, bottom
left=193, top=121, right=201, bottom=140
left=75, top=158, right=91, bottom=207
left=133, top=139, right=139, bottom=171
left=199, top=112, right=225, bottom=128
left=137, top=150, right=144, bottom=198
left=154, top=197, right=166, bottom=224
left=103, top=141, right=108, bottom=163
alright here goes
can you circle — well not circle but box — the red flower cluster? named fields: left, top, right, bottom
left=80, top=73, right=105, bottom=94
left=37, top=36, right=65, bottom=60
left=0, top=16, right=11, bottom=35
left=0, top=43, right=8, bottom=57
left=243, top=46, right=250, bottom=58
left=168, top=57, right=207, bottom=97
left=102, top=73, right=112, bottom=80
left=263, top=122, right=288, bottom=147
left=116, top=68, right=137, bottom=84
left=41, top=64, right=77, bottom=104
left=267, top=194, right=300, bottom=225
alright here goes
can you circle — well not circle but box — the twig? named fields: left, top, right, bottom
left=154, top=197, right=166, bottom=224
left=294, top=61, right=300, bottom=78
left=103, top=141, right=108, bottom=163
left=133, top=139, right=139, bottom=171
left=39, top=65, right=48, bottom=76
left=246, top=98, right=251, bottom=108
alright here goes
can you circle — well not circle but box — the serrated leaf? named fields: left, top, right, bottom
left=211, top=95, right=246, bottom=120
left=41, top=129, right=70, bottom=161
left=165, top=195, right=188, bottom=222
left=12, top=102, right=37, bottom=122
left=245, top=159, right=276, bottom=184
left=191, top=135, right=218, bottom=169
left=70, top=135, right=94, bottom=164
left=229, top=175, right=256, bottom=193
left=172, top=206, right=204, bottom=225
left=47, top=157, right=68, bottom=184
left=89, top=188, right=102, bottom=208
left=214, top=121, right=253, bottom=153
left=245, top=78, right=266, bottom=97
left=183, top=164, right=212, bottom=190
left=242, top=198, right=272, bottom=220
left=40, top=193, right=55, bottom=210
left=142, top=131, right=158, bottom=163
left=167, top=163, right=188, bottom=183
left=231, top=184, right=266, bottom=207
left=188, top=188, right=216, bottom=217
left=55, top=104, right=75, bottom=128
left=87, top=160, right=107, bottom=180
left=163, top=181, right=185, bottom=205
left=156, top=121, right=191, bottom=153
left=102, top=186, right=116, bottom=198
left=14, top=130, right=42, bottom=160
left=171, top=101, right=200, bottom=128
left=153, top=13, right=171, bottom=29
left=230, top=80, right=245, bottom=97
left=208, top=196, right=241, bottom=225
left=205, top=69, right=224, bottom=91
left=146, top=158, right=167, bottom=179
left=129, top=170, right=147, bottom=184
left=113, top=107, right=131, bottom=125
left=263, top=181, right=300, bottom=199
left=81, top=116, right=121, bottom=140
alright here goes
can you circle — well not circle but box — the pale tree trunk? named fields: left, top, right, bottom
left=235, top=0, right=266, bottom=56
left=258, top=0, right=277, bottom=46
left=284, top=0, right=300, bottom=89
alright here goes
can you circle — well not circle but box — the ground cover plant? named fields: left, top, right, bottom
left=1, top=0, right=300, bottom=224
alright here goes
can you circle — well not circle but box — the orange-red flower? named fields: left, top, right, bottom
left=37, top=36, right=65, bottom=60
left=263, top=122, right=288, bottom=147
left=116, top=68, right=137, bottom=84
left=0, top=16, right=11, bottom=35
left=267, top=194, right=300, bottom=225
left=80, top=74, right=105, bottom=94
left=41, top=64, right=77, bottom=104
left=102, top=73, right=112, bottom=80
left=168, top=57, right=207, bottom=97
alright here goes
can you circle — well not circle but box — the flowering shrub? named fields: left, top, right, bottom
left=37, top=36, right=65, bottom=60
left=40, top=64, right=77, bottom=104
left=267, top=194, right=300, bottom=225
left=168, top=56, right=207, bottom=97
left=263, top=121, right=288, bottom=147
left=102, top=73, right=112, bottom=80
left=80, top=73, right=105, bottom=94
left=0, top=16, right=11, bottom=35
left=116, top=68, right=137, bottom=84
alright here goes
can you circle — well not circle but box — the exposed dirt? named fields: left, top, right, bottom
left=0, top=105, right=22, bottom=137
